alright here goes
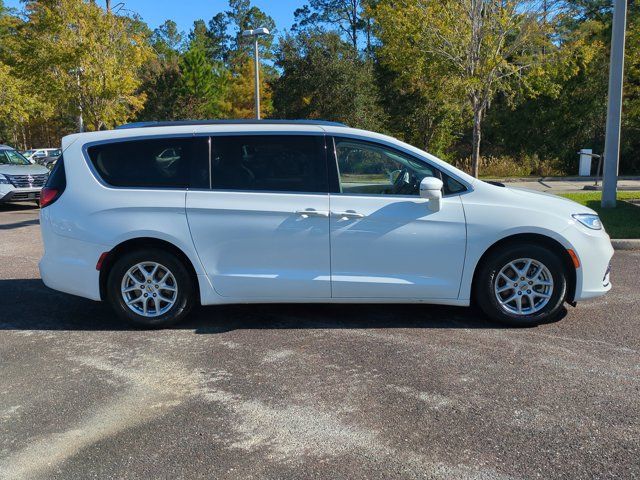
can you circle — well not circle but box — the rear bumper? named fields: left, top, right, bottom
left=0, top=187, right=42, bottom=203
left=39, top=210, right=105, bottom=301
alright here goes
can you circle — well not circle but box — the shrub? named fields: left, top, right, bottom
left=451, top=154, right=566, bottom=178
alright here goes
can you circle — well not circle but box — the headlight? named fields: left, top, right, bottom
left=572, top=213, right=602, bottom=230
left=0, top=174, right=10, bottom=185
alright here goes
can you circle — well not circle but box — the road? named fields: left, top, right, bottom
left=0, top=204, right=638, bottom=479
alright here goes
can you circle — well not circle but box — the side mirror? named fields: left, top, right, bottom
left=419, top=177, right=444, bottom=212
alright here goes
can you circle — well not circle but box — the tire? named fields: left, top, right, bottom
left=475, top=243, right=567, bottom=327
left=106, top=248, right=195, bottom=328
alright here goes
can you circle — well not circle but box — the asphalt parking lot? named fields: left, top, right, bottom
left=0, top=204, right=638, bottom=480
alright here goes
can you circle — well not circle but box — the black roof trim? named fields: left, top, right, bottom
left=115, top=119, right=348, bottom=130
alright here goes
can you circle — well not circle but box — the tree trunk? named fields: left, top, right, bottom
left=471, top=103, right=483, bottom=178
left=21, top=124, right=27, bottom=151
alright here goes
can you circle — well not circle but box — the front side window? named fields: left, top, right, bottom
left=334, top=138, right=437, bottom=196
left=211, top=135, right=327, bottom=193
left=0, top=149, right=31, bottom=165
left=87, top=137, right=209, bottom=188
left=334, top=138, right=466, bottom=196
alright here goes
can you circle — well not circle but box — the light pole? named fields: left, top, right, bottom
left=602, top=0, right=628, bottom=208
left=241, top=27, right=270, bottom=120
left=69, top=67, right=85, bottom=133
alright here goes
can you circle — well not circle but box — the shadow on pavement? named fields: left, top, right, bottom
left=0, top=278, right=558, bottom=332
left=0, top=218, right=39, bottom=230
left=0, top=203, right=40, bottom=212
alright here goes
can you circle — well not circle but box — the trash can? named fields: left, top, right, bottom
left=579, top=149, right=592, bottom=176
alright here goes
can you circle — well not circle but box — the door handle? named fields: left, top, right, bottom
left=295, top=209, right=330, bottom=218
left=332, top=211, right=365, bottom=219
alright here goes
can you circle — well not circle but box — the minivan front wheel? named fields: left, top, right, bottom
left=475, top=244, right=567, bottom=326
left=107, top=248, right=195, bottom=328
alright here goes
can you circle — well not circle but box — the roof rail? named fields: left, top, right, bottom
left=115, top=119, right=348, bottom=129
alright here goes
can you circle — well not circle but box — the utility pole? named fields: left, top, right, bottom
left=602, top=0, right=628, bottom=208
left=241, top=28, right=270, bottom=120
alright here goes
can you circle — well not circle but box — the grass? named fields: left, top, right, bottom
left=560, top=191, right=640, bottom=239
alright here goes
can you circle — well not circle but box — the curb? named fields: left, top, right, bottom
left=611, top=239, right=640, bottom=250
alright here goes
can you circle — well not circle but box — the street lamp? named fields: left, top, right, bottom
left=241, top=27, right=270, bottom=120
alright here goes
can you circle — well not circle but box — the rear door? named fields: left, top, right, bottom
left=186, top=134, right=331, bottom=299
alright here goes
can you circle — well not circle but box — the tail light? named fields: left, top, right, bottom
left=40, top=187, right=60, bottom=208
left=40, top=157, right=66, bottom=208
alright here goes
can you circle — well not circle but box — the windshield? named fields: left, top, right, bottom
left=0, top=149, right=31, bottom=165
left=23, top=150, right=35, bottom=156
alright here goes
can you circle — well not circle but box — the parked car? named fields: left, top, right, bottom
left=38, top=155, right=60, bottom=170
left=22, top=148, right=61, bottom=164
left=38, top=120, right=613, bottom=328
left=0, top=145, right=50, bottom=204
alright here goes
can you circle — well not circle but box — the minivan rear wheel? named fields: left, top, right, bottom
left=475, top=243, right=567, bottom=326
left=106, top=248, right=195, bottom=328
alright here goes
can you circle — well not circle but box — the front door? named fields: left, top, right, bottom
left=186, top=134, right=331, bottom=299
left=329, top=137, right=467, bottom=299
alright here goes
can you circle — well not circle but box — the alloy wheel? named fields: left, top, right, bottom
left=494, top=258, right=554, bottom=315
left=120, top=261, right=178, bottom=317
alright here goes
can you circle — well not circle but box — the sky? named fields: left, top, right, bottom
left=4, top=0, right=301, bottom=36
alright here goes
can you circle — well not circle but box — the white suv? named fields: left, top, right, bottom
left=0, top=145, right=50, bottom=203
left=39, top=120, right=613, bottom=327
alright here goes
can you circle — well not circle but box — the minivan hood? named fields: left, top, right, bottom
left=506, top=186, right=596, bottom=215
left=0, top=164, right=50, bottom=176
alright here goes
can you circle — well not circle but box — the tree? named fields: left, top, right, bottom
left=0, top=62, right=44, bottom=148
left=17, top=0, right=152, bottom=131
left=152, top=19, right=183, bottom=57
left=207, top=12, right=232, bottom=63
left=272, top=31, right=385, bottom=130
left=188, top=19, right=212, bottom=52
left=373, top=0, right=556, bottom=177
left=293, top=0, right=371, bottom=51
left=137, top=21, right=184, bottom=121
left=178, top=46, right=230, bottom=119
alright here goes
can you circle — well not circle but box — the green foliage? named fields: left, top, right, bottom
left=271, top=31, right=385, bottom=131
left=293, top=0, right=371, bottom=50
left=14, top=0, right=152, bottom=132
left=178, top=47, right=230, bottom=119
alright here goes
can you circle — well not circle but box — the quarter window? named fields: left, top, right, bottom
left=211, top=135, right=327, bottom=193
left=87, top=137, right=209, bottom=188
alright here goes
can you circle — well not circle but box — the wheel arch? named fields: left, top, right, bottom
left=98, top=237, right=201, bottom=304
left=470, top=233, right=577, bottom=304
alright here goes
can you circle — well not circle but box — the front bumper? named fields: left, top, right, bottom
left=566, top=224, right=614, bottom=301
left=0, top=187, right=42, bottom=203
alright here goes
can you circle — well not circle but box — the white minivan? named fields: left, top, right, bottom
left=39, top=120, right=613, bottom=327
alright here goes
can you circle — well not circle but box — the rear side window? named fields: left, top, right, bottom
left=211, top=135, right=327, bottom=193
left=87, top=137, right=209, bottom=188
left=45, top=156, right=66, bottom=190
